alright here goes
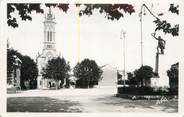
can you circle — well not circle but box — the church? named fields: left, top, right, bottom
left=36, top=8, right=58, bottom=89
left=36, top=8, right=117, bottom=89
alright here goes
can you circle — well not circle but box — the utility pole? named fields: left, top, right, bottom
left=121, top=29, right=126, bottom=87
left=140, top=5, right=143, bottom=67
left=77, top=5, right=81, bottom=63
left=139, top=4, right=159, bottom=67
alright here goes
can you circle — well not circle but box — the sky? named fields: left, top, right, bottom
left=6, top=3, right=180, bottom=86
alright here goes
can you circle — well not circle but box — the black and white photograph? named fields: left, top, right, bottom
left=2, top=1, right=181, bottom=114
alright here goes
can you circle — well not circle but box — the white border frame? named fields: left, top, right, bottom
left=0, top=0, right=183, bottom=116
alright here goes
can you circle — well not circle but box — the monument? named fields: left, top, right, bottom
left=151, top=32, right=166, bottom=76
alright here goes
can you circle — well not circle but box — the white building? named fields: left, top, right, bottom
left=99, top=65, right=117, bottom=88
left=37, top=8, right=58, bottom=89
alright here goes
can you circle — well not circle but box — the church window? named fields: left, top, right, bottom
left=47, top=31, right=49, bottom=42
left=50, top=32, right=52, bottom=41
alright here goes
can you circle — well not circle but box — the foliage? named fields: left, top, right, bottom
left=7, top=3, right=69, bottom=28
left=167, top=62, right=179, bottom=94
left=134, top=65, right=154, bottom=87
left=7, top=48, right=38, bottom=89
left=7, top=3, right=134, bottom=28
left=7, top=48, right=22, bottom=83
left=167, top=62, right=179, bottom=80
left=73, top=59, right=103, bottom=88
left=7, top=4, right=43, bottom=28
left=41, top=57, right=70, bottom=82
left=153, top=19, right=179, bottom=36
left=169, top=4, right=179, bottom=15
left=127, top=72, right=138, bottom=85
left=20, top=56, right=38, bottom=87
left=153, top=4, right=179, bottom=36
left=7, top=3, right=178, bottom=37
left=117, top=86, right=169, bottom=96
left=78, top=4, right=135, bottom=20
left=120, top=66, right=153, bottom=87
left=127, top=72, right=134, bottom=81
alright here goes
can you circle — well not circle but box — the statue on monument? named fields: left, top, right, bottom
left=151, top=33, right=166, bottom=54
left=151, top=32, right=166, bottom=77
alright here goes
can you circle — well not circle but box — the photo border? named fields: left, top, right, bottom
left=0, top=0, right=183, bottom=116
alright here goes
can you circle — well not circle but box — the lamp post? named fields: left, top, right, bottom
left=139, top=4, right=160, bottom=67
left=121, top=29, right=126, bottom=87
left=139, top=4, right=164, bottom=77
left=140, top=5, right=144, bottom=67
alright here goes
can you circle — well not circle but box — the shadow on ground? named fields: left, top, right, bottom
left=93, top=95, right=178, bottom=113
left=7, top=97, right=83, bottom=112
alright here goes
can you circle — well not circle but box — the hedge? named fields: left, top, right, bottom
left=117, top=86, right=178, bottom=95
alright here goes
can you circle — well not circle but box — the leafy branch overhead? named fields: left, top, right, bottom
left=169, top=4, right=179, bottom=15
left=7, top=4, right=43, bottom=28
left=153, top=4, right=179, bottom=36
left=78, top=4, right=135, bottom=20
left=7, top=3, right=69, bottom=28
left=7, top=3, right=134, bottom=28
left=7, top=3, right=178, bottom=37
left=154, top=19, right=179, bottom=36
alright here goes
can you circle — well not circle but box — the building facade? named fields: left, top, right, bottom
left=99, top=65, right=117, bottom=88
left=37, top=8, right=57, bottom=89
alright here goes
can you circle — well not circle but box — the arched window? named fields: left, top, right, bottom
left=47, top=31, right=49, bottom=42
left=50, top=32, right=52, bottom=41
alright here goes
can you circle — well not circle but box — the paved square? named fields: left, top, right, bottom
left=7, top=87, right=178, bottom=113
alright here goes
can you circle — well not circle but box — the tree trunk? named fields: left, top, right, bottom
left=55, top=80, right=59, bottom=90
left=87, top=80, right=89, bottom=89
left=141, top=79, right=144, bottom=87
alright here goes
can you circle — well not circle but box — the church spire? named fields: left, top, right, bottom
left=45, top=7, right=55, bottom=21
left=43, top=8, right=56, bottom=51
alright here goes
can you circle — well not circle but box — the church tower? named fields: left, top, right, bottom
left=37, top=8, right=57, bottom=89
left=42, top=8, right=56, bottom=60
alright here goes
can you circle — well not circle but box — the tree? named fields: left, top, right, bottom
left=153, top=19, right=179, bottom=36
left=20, top=56, right=38, bottom=89
left=7, top=48, right=38, bottom=89
left=168, top=4, right=179, bottom=15
left=167, top=62, right=178, bottom=94
left=7, top=3, right=178, bottom=37
left=7, top=48, right=22, bottom=84
left=7, top=3, right=135, bottom=28
left=127, top=72, right=138, bottom=86
left=73, top=59, right=103, bottom=88
left=134, top=65, right=154, bottom=87
left=153, top=4, right=179, bottom=36
left=41, top=57, right=70, bottom=89
left=167, top=63, right=178, bottom=80
left=7, top=3, right=69, bottom=28
left=78, top=4, right=135, bottom=20
left=127, top=72, right=134, bottom=81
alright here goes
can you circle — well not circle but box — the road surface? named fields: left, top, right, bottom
left=7, top=87, right=178, bottom=113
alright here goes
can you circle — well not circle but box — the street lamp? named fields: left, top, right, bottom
left=139, top=4, right=163, bottom=77
left=120, top=29, right=126, bottom=87
left=139, top=4, right=160, bottom=67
